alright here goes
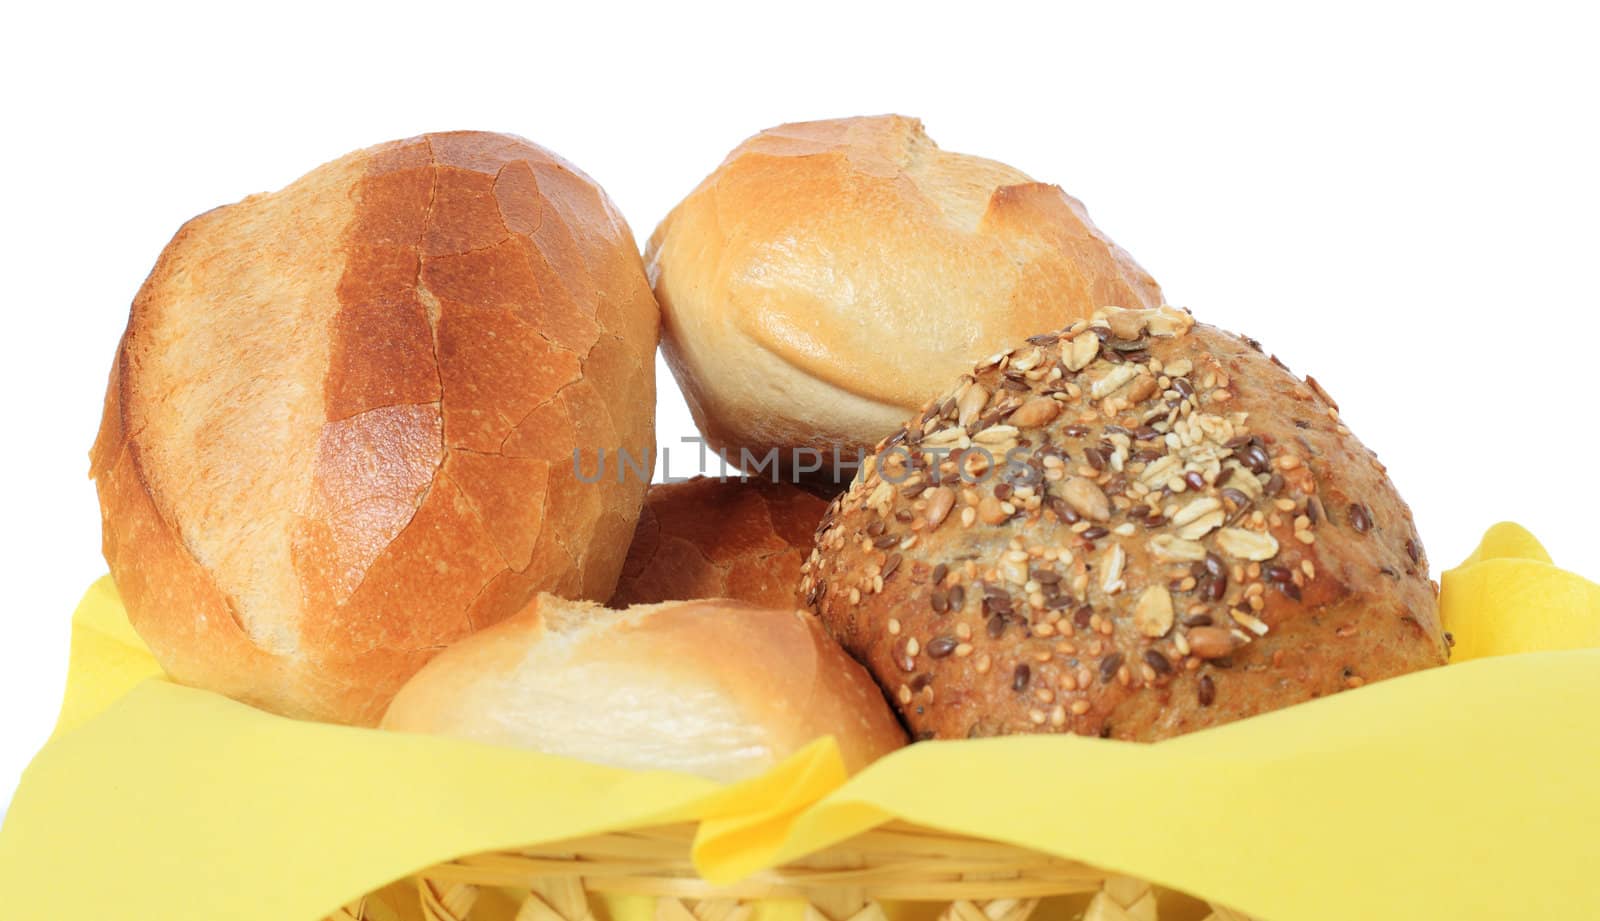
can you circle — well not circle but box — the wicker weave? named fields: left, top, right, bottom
left=336, top=824, right=1256, bottom=921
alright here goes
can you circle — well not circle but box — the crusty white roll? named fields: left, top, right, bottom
left=382, top=595, right=907, bottom=781
left=609, top=477, right=829, bottom=609
left=91, top=132, right=659, bottom=726
left=647, top=115, right=1163, bottom=483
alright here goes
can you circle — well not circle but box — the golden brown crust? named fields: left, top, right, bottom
left=800, top=306, right=1446, bottom=742
left=91, top=132, right=659, bottom=725
left=90, top=348, right=299, bottom=714
left=646, top=115, right=1162, bottom=481
left=382, top=595, right=907, bottom=780
left=608, top=477, right=829, bottom=609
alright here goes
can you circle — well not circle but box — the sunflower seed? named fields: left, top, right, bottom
left=973, top=424, right=1020, bottom=446
left=1061, top=476, right=1112, bottom=521
left=1091, top=364, right=1140, bottom=400
left=924, top=486, right=956, bottom=528
left=1230, top=608, right=1271, bottom=636
left=1101, top=544, right=1127, bottom=594
left=1134, top=585, right=1175, bottom=637
left=957, top=383, right=991, bottom=427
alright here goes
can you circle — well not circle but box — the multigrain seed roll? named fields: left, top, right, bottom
left=799, top=305, right=1448, bottom=741
left=609, top=477, right=829, bottom=609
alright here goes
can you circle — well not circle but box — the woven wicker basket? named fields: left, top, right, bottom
left=326, top=823, right=1256, bottom=921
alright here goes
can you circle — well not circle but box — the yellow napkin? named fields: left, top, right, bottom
left=2, top=524, right=1597, bottom=921
left=1441, top=522, right=1600, bottom=660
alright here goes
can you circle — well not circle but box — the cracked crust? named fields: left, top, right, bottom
left=608, top=477, right=829, bottom=609
left=800, top=306, right=1447, bottom=742
left=646, top=115, right=1163, bottom=483
left=90, top=132, right=659, bottom=725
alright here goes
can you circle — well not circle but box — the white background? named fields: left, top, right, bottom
left=2, top=2, right=1596, bottom=807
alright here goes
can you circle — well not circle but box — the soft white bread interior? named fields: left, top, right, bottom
left=646, top=115, right=1163, bottom=480
left=381, top=595, right=907, bottom=781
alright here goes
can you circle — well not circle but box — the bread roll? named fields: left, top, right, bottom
left=91, top=132, right=659, bottom=726
left=647, top=115, right=1162, bottom=483
left=382, top=595, right=907, bottom=781
left=609, top=477, right=829, bottom=608
left=800, top=305, right=1448, bottom=741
